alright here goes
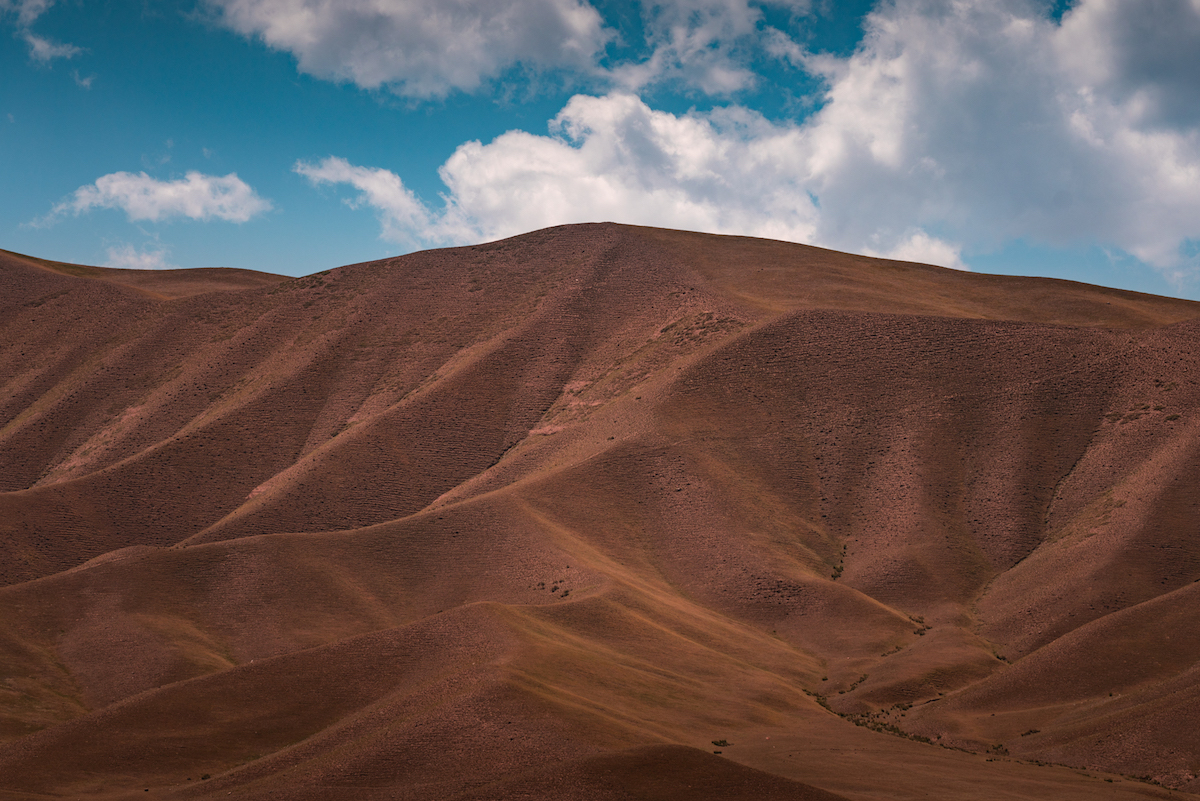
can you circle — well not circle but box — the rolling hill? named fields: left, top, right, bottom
left=1, top=224, right=1198, bottom=800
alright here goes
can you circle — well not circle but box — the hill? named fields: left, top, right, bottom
left=1, top=223, right=1198, bottom=799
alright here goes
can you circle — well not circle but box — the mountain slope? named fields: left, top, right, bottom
left=1, top=224, right=1198, bottom=799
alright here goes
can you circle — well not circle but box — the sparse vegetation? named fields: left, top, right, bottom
left=838, top=673, right=870, bottom=694
left=831, top=544, right=848, bottom=579
left=852, top=716, right=933, bottom=744
left=4, top=228, right=1199, bottom=798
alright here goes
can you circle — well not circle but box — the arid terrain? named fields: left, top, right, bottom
left=1, top=223, right=1199, bottom=800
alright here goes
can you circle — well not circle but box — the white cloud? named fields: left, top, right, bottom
left=47, top=171, right=272, bottom=224
left=296, top=0, right=1200, bottom=283
left=300, top=94, right=821, bottom=250
left=205, top=0, right=825, bottom=98
left=1056, top=0, right=1200, bottom=129
left=617, top=0, right=821, bottom=94
left=613, top=0, right=772, bottom=93
left=104, top=243, right=177, bottom=271
left=294, top=157, right=432, bottom=246
left=436, top=93, right=818, bottom=243
left=206, top=0, right=610, bottom=97
left=863, top=231, right=968, bottom=271
left=789, top=0, right=1200, bottom=277
left=3, top=1, right=84, bottom=62
left=0, top=0, right=53, bottom=27
left=22, top=29, right=79, bottom=61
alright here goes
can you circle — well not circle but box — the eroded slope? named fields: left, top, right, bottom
left=1, top=225, right=1198, bottom=799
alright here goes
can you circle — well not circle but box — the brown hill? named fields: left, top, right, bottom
left=1, top=223, right=1198, bottom=800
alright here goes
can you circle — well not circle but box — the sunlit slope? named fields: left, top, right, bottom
left=0, top=247, right=287, bottom=299
left=1, top=224, right=1198, bottom=798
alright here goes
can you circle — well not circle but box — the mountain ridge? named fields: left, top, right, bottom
left=1, top=223, right=1198, bottom=799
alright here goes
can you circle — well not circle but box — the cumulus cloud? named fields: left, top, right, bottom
left=205, top=0, right=825, bottom=97
left=297, top=93, right=964, bottom=270
left=791, top=0, right=1200, bottom=275
left=298, top=95, right=830, bottom=253
left=1057, top=0, right=1200, bottom=129
left=436, top=93, right=819, bottom=243
left=104, top=243, right=177, bottom=270
left=863, top=231, right=968, bottom=271
left=46, top=171, right=272, bottom=224
left=296, top=0, right=1200, bottom=281
left=206, top=0, right=610, bottom=97
left=614, top=0, right=797, bottom=93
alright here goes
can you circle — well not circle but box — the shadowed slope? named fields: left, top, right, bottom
left=449, top=745, right=854, bottom=801
left=1, top=224, right=1199, bottom=799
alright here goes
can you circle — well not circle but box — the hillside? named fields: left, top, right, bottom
left=1, top=223, right=1198, bottom=800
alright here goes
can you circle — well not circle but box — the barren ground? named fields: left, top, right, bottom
left=1, top=224, right=1198, bottom=799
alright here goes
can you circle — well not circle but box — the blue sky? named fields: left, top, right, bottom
left=2, top=0, right=1199, bottom=300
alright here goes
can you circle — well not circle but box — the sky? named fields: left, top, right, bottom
left=2, top=0, right=1199, bottom=300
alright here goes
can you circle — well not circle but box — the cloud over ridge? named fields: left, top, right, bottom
left=293, top=0, right=1200, bottom=281
left=798, top=0, right=1200, bottom=274
left=294, top=95, right=833, bottom=259
left=19, top=0, right=1193, bottom=285
left=295, top=157, right=432, bottom=246
left=104, top=243, right=177, bottom=271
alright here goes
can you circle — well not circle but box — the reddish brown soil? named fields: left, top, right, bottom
left=1, top=224, right=1198, bottom=800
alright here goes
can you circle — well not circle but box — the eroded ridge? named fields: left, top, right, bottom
left=1, top=224, right=1198, bottom=800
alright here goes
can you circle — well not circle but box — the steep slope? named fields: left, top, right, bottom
left=1, top=224, right=1198, bottom=799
